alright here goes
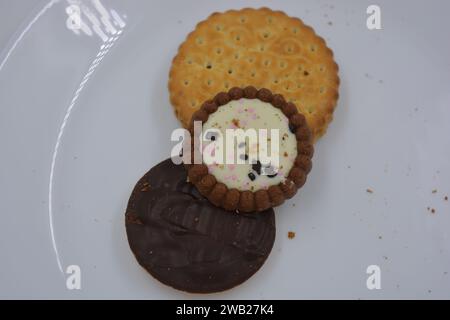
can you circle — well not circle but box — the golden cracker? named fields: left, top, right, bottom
left=168, top=7, right=340, bottom=141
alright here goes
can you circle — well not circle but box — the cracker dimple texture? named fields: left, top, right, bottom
left=169, top=8, right=340, bottom=141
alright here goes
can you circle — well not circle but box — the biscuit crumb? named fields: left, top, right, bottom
left=288, top=231, right=296, bottom=239
left=431, top=208, right=436, bottom=214
left=445, top=196, right=448, bottom=201
left=366, top=188, right=374, bottom=194
left=432, top=189, right=437, bottom=194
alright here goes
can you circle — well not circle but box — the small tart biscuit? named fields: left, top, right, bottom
left=187, top=87, right=314, bottom=212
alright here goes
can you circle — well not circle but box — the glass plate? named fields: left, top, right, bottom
left=1, top=0, right=449, bottom=299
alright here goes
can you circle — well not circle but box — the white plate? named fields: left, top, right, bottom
left=1, top=0, right=450, bottom=299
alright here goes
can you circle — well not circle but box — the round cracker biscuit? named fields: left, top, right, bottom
left=168, top=7, right=339, bottom=141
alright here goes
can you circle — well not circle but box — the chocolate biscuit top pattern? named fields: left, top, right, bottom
left=125, top=159, right=276, bottom=293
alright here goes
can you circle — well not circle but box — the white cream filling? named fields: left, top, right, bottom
left=202, top=98, right=297, bottom=191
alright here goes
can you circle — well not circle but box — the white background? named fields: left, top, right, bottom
left=0, top=0, right=449, bottom=299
